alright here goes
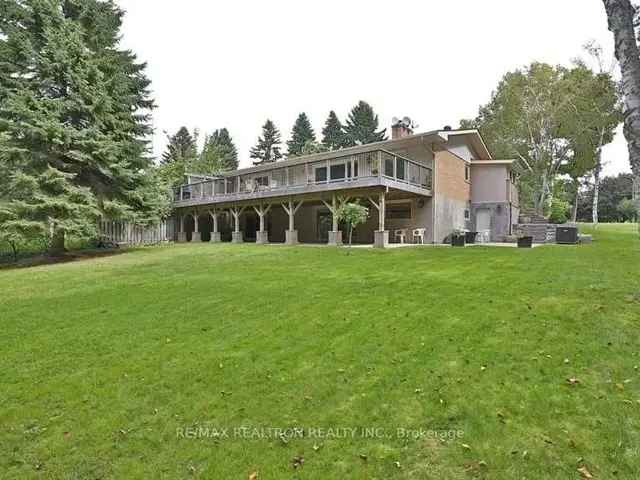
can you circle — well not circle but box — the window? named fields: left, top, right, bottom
left=255, top=176, right=269, bottom=187
left=384, top=157, right=394, bottom=177
left=396, top=158, right=406, bottom=180
left=464, top=164, right=470, bottom=182
left=330, top=164, right=346, bottom=180
left=385, top=202, right=412, bottom=220
left=464, top=209, right=470, bottom=220
left=315, top=166, right=327, bottom=182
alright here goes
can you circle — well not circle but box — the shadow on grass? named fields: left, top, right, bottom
left=0, top=247, right=132, bottom=270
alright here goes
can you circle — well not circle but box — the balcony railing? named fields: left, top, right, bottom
left=174, top=149, right=432, bottom=203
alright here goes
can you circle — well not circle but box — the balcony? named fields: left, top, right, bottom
left=173, top=149, right=432, bottom=207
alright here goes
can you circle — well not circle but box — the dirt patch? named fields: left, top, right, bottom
left=0, top=248, right=129, bottom=270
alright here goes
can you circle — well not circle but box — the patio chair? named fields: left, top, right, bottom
left=412, top=228, right=426, bottom=244
left=394, top=229, right=407, bottom=244
left=477, top=230, right=490, bottom=243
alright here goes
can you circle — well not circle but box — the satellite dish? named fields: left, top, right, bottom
left=402, top=116, right=411, bottom=125
left=392, top=116, right=400, bottom=125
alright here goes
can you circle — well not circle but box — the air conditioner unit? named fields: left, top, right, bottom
left=556, top=226, right=578, bottom=244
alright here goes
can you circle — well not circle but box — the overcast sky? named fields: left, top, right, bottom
left=117, top=0, right=630, bottom=176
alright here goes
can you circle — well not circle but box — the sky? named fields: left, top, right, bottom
left=116, top=0, right=630, bottom=176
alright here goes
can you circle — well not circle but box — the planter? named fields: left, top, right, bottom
left=464, top=231, right=477, bottom=244
left=517, top=236, right=533, bottom=248
left=451, top=234, right=466, bottom=247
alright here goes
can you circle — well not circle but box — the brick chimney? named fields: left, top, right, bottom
left=391, top=117, right=414, bottom=139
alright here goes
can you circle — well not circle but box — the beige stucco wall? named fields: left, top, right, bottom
left=471, top=164, right=509, bottom=203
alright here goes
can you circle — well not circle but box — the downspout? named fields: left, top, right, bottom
left=421, top=137, right=438, bottom=244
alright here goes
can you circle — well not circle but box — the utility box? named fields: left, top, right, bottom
left=556, top=226, right=578, bottom=244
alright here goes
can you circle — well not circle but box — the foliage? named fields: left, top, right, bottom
left=161, top=127, right=198, bottom=165
left=0, top=0, right=156, bottom=253
left=548, top=198, right=570, bottom=224
left=343, top=101, right=387, bottom=146
left=250, top=119, right=283, bottom=165
left=461, top=62, right=621, bottom=213
left=577, top=173, right=634, bottom=222
left=1, top=225, right=639, bottom=477
left=321, top=110, right=348, bottom=150
left=286, top=113, right=316, bottom=157
left=299, top=140, right=328, bottom=156
left=618, top=197, right=638, bottom=221
left=336, top=201, right=369, bottom=246
left=208, top=128, right=239, bottom=171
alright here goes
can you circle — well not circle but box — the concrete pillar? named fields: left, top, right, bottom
left=374, top=230, right=389, bottom=248
left=232, top=231, right=244, bottom=243
left=328, top=231, right=343, bottom=246
left=285, top=230, right=298, bottom=245
left=256, top=231, right=269, bottom=244
left=210, top=232, right=221, bottom=243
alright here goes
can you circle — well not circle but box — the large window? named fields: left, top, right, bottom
left=330, top=164, right=346, bottom=181
left=385, top=202, right=412, bottom=220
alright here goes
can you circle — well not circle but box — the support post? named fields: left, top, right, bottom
left=322, top=194, right=343, bottom=246
left=209, top=209, right=221, bottom=243
left=253, top=203, right=271, bottom=244
left=177, top=214, right=187, bottom=243
left=369, top=191, right=388, bottom=248
left=231, top=205, right=245, bottom=243
left=191, top=211, right=201, bottom=242
left=282, top=198, right=303, bottom=245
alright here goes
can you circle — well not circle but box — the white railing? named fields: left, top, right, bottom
left=174, top=149, right=432, bottom=203
left=98, top=220, right=171, bottom=245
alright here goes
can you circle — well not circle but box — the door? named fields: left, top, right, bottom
left=476, top=209, right=491, bottom=232
left=317, top=211, right=332, bottom=242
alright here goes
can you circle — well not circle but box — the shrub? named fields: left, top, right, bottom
left=548, top=198, right=570, bottom=224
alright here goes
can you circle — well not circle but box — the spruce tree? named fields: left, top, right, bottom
left=209, top=128, right=238, bottom=170
left=250, top=120, right=283, bottom=165
left=161, top=127, right=198, bottom=164
left=343, top=101, right=387, bottom=146
left=286, top=113, right=316, bottom=157
left=0, top=0, right=158, bottom=254
left=321, top=110, right=347, bottom=150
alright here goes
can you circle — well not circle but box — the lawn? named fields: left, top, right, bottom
left=1, top=224, right=639, bottom=479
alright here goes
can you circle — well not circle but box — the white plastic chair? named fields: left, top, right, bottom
left=412, top=228, right=426, bottom=244
left=394, top=229, right=407, bottom=244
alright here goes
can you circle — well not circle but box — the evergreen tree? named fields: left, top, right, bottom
left=0, top=0, right=158, bottom=254
left=209, top=128, right=238, bottom=170
left=286, top=113, right=316, bottom=156
left=250, top=119, right=283, bottom=165
left=343, top=101, right=387, bottom=146
left=161, top=127, right=198, bottom=165
left=321, top=110, right=347, bottom=150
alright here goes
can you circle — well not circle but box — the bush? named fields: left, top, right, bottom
left=548, top=198, right=570, bottom=224
left=617, top=198, right=638, bottom=222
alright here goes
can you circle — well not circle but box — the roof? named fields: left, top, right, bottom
left=188, top=127, right=495, bottom=177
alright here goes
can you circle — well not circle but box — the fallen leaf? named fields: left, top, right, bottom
left=249, top=472, right=258, bottom=480
left=577, top=465, right=593, bottom=479
left=461, top=443, right=471, bottom=450
left=292, top=455, right=304, bottom=469
left=567, top=377, right=580, bottom=386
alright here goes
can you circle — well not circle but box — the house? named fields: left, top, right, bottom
left=172, top=122, right=519, bottom=247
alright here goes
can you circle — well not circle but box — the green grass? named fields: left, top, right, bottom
left=1, top=224, right=639, bottom=479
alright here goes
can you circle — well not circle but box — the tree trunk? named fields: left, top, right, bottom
left=592, top=157, right=601, bottom=224
left=48, top=230, right=66, bottom=256
left=572, top=183, right=579, bottom=223
left=602, top=0, right=640, bottom=228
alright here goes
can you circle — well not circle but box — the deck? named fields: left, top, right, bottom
left=173, top=148, right=433, bottom=208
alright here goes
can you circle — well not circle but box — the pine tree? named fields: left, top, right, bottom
left=286, top=113, right=316, bottom=157
left=343, top=101, right=387, bottom=146
left=250, top=120, right=283, bottom=165
left=161, top=127, right=198, bottom=165
left=0, top=0, right=158, bottom=254
left=209, top=128, right=238, bottom=170
left=321, top=110, right=347, bottom=150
